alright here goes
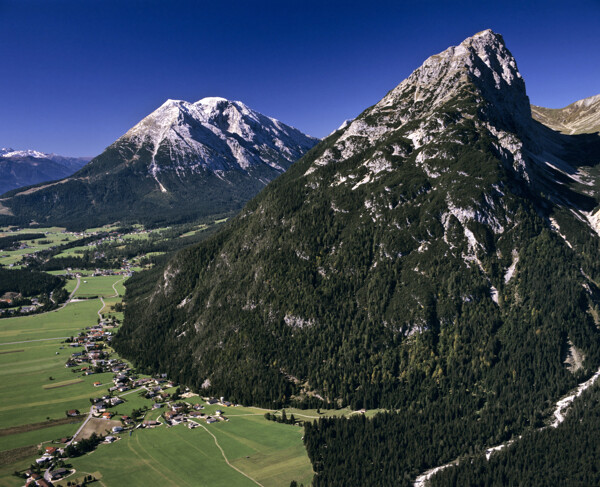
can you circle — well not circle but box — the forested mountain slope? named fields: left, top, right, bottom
left=0, top=98, right=317, bottom=229
left=115, top=30, right=600, bottom=485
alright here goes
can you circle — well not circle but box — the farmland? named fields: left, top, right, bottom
left=0, top=238, right=316, bottom=487
left=66, top=413, right=313, bottom=487
left=73, top=276, right=126, bottom=299
left=0, top=277, right=124, bottom=430
left=0, top=227, right=79, bottom=267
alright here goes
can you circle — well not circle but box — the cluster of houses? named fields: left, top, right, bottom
left=24, top=472, right=61, bottom=487
left=0, top=292, right=42, bottom=315
left=159, top=400, right=231, bottom=428
left=87, top=374, right=234, bottom=432
left=92, top=268, right=117, bottom=277
left=25, top=445, right=73, bottom=486
left=56, top=319, right=238, bottom=476
left=0, top=291, right=19, bottom=305
left=34, top=446, right=64, bottom=466
left=64, top=324, right=116, bottom=373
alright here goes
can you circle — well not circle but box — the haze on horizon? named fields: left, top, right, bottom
left=1, top=0, right=598, bottom=158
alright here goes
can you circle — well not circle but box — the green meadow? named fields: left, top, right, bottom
left=0, top=271, right=315, bottom=486
left=83, top=225, right=121, bottom=234
left=0, top=227, right=79, bottom=267
left=66, top=410, right=313, bottom=487
left=53, top=246, right=88, bottom=258
left=0, top=338, right=113, bottom=429
left=73, top=275, right=126, bottom=299
left=0, top=422, right=81, bottom=452
left=0, top=300, right=102, bottom=342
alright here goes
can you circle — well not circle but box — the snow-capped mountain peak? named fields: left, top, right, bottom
left=0, top=148, right=50, bottom=159
left=119, top=97, right=317, bottom=182
left=0, top=148, right=90, bottom=195
left=196, top=96, right=229, bottom=107
left=0, top=98, right=317, bottom=228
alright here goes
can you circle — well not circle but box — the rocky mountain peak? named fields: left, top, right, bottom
left=117, top=96, right=317, bottom=178
left=0, top=147, right=52, bottom=159
left=376, top=29, right=530, bottom=133
left=573, top=93, right=600, bottom=109
left=304, top=30, right=534, bottom=183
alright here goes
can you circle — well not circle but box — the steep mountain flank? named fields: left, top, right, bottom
left=115, top=30, right=600, bottom=485
left=0, top=99, right=317, bottom=229
left=0, top=149, right=89, bottom=195
left=532, top=93, right=600, bottom=135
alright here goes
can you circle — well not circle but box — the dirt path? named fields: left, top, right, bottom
left=97, top=276, right=126, bottom=319
left=111, top=276, right=125, bottom=297
left=129, top=433, right=179, bottom=486
left=98, top=297, right=106, bottom=319
left=414, top=364, right=600, bottom=486
left=198, top=423, right=264, bottom=487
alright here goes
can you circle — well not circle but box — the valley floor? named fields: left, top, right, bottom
left=0, top=237, right=315, bottom=487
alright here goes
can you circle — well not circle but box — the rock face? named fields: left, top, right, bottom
left=0, top=99, right=317, bottom=229
left=115, top=27, right=600, bottom=431
left=0, top=149, right=89, bottom=195
left=121, top=97, right=317, bottom=191
left=377, top=30, right=531, bottom=133
left=532, top=93, right=600, bottom=135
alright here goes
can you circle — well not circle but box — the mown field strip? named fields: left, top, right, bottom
left=42, top=378, right=84, bottom=389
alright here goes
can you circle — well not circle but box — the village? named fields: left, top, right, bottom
left=1, top=225, right=314, bottom=487
left=22, top=316, right=236, bottom=487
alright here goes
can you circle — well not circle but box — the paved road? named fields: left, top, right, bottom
left=69, top=411, right=93, bottom=445
left=53, top=275, right=81, bottom=311
left=62, top=275, right=82, bottom=307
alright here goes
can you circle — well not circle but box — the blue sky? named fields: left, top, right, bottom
left=1, top=0, right=599, bottom=156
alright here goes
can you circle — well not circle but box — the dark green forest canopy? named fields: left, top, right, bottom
left=0, top=233, right=45, bottom=250
left=428, top=384, right=600, bottom=486
left=115, top=85, right=600, bottom=410
left=0, top=267, right=65, bottom=297
left=113, top=32, right=600, bottom=485
left=0, top=160, right=262, bottom=230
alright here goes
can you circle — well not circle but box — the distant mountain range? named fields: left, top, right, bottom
left=532, top=93, right=600, bottom=134
left=0, top=98, right=317, bottom=229
left=113, top=30, right=600, bottom=486
left=0, top=149, right=90, bottom=196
